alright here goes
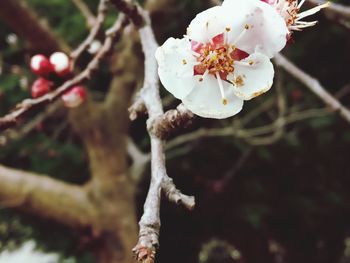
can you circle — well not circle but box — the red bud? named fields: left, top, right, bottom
left=30, top=54, right=53, bottom=76
left=50, top=52, right=72, bottom=76
left=31, top=78, right=53, bottom=98
left=61, top=86, right=86, bottom=108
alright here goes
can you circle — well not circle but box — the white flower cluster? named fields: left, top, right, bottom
left=156, top=0, right=328, bottom=119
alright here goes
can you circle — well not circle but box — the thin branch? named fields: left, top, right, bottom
left=71, top=0, right=97, bottom=28
left=129, top=94, right=147, bottom=121
left=109, top=3, right=194, bottom=261
left=135, top=17, right=195, bottom=263
left=0, top=100, right=63, bottom=145
left=241, top=97, right=275, bottom=126
left=166, top=108, right=332, bottom=150
left=70, top=0, right=108, bottom=62
left=274, top=53, right=350, bottom=123
left=0, top=15, right=128, bottom=131
left=246, top=69, right=287, bottom=146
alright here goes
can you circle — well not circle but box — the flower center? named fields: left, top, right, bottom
left=285, top=1, right=299, bottom=26
left=191, top=33, right=248, bottom=81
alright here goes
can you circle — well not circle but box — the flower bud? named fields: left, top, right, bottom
left=61, top=86, right=86, bottom=108
left=31, top=78, right=52, bottom=98
left=30, top=54, right=53, bottom=76
left=49, top=52, right=72, bottom=76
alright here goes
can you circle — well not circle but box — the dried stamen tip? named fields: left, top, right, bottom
left=222, top=98, right=228, bottom=105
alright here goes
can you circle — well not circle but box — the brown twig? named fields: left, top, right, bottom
left=0, top=15, right=128, bottom=131
left=166, top=108, right=332, bottom=150
left=129, top=93, right=147, bottom=120
left=274, top=53, right=350, bottom=124
left=70, top=0, right=109, bottom=62
left=0, top=100, right=63, bottom=145
left=246, top=68, right=287, bottom=146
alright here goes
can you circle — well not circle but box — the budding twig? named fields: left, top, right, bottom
left=0, top=14, right=128, bottom=131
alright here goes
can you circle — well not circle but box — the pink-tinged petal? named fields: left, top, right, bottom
left=191, top=40, right=203, bottom=53
left=228, top=53, right=274, bottom=100
left=155, top=38, right=197, bottom=100
left=232, top=48, right=249, bottom=61
left=223, top=0, right=288, bottom=58
left=212, top=33, right=225, bottom=46
left=260, top=0, right=276, bottom=4
left=183, top=75, right=244, bottom=119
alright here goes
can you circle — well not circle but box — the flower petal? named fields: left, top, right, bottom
left=187, top=6, right=229, bottom=44
left=155, top=38, right=197, bottom=99
left=228, top=53, right=274, bottom=100
left=223, top=0, right=288, bottom=58
left=183, top=75, right=244, bottom=119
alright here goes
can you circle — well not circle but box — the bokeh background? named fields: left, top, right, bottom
left=0, top=0, right=350, bottom=262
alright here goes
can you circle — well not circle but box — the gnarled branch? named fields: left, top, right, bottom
left=0, top=165, right=97, bottom=228
left=0, top=15, right=128, bottom=131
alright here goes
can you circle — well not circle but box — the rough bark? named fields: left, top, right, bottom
left=67, top=33, right=141, bottom=262
left=0, top=165, right=97, bottom=228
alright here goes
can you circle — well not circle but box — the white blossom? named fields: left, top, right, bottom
left=155, top=0, right=287, bottom=119
left=260, top=0, right=329, bottom=34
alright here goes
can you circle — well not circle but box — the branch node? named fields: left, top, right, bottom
left=149, top=104, right=195, bottom=139
left=163, top=176, right=195, bottom=211
left=129, top=96, right=147, bottom=120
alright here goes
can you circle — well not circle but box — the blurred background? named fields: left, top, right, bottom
left=0, top=0, right=350, bottom=262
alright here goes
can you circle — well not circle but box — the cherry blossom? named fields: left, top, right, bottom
left=260, top=0, right=329, bottom=34
left=155, top=0, right=287, bottom=119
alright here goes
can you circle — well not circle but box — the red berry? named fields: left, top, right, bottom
left=31, top=78, right=53, bottom=98
left=50, top=52, right=72, bottom=76
left=30, top=54, right=53, bottom=76
left=61, top=86, right=86, bottom=108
